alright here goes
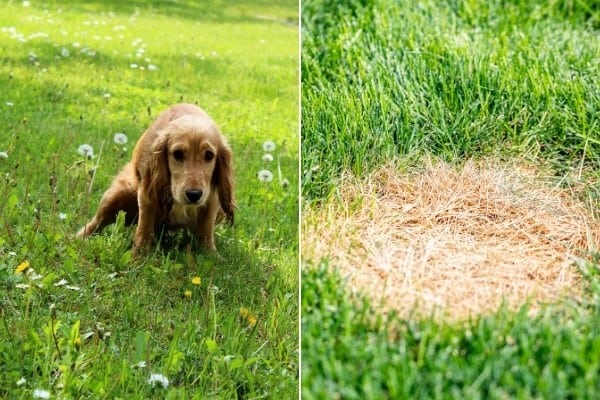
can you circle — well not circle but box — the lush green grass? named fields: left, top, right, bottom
left=302, top=0, right=600, bottom=398
left=302, top=261, right=600, bottom=399
left=302, top=0, right=600, bottom=201
left=0, top=1, right=298, bottom=398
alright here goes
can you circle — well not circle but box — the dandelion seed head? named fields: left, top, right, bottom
left=77, top=144, right=94, bottom=158
left=6, top=102, right=14, bottom=106
left=59, top=212, right=67, bottom=221
left=22, top=1, right=30, bottom=7
left=262, top=140, right=276, bottom=152
left=281, top=178, right=290, bottom=189
left=0, top=151, right=8, bottom=160
left=148, top=373, right=169, bottom=388
left=103, top=92, right=110, bottom=99
left=113, top=133, right=128, bottom=144
left=60, top=47, right=70, bottom=57
left=147, top=64, right=157, bottom=71
left=262, top=153, right=273, bottom=162
left=258, top=169, right=273, bottom=183
left=130, top=63, right=138, bottom=69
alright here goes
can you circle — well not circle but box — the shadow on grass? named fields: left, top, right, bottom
left=36, top=0, right=298, bottom=25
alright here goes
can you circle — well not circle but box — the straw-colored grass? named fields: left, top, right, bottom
left=303, top=160, right=600, bottom=320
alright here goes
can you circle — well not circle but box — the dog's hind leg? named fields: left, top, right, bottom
left=77, top=163, right=139, bottom=238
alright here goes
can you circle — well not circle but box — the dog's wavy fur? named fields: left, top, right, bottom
left=77, top=103, right=234, bottom=251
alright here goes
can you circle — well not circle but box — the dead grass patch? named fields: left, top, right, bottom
left=302, top=159, right=600, bottom=320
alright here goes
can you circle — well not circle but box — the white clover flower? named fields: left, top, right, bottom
left=113, top=133, right=128, bottom=144
left=59, top=212, right=67, bottom=221
left=262, top=153, right=273, bottom=162
left=262, top=140, right=276, bottom=152
left=148, top=373, right=169, bottom=388
left=33, top=389, right=50, bottom=399
left=0, top=151, right=8, bottom=160
left=60, top=47, right=70, bottom=57
left=77, top=144, right=94, bottom=158
left=258, top=170, right=273, bottom=183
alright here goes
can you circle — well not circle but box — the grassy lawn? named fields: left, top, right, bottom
left=0, top=1, right=298, bottom=398
left=302, top=0, right=600, bottom=398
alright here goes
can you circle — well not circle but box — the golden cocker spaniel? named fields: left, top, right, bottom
left=77, top=103, right=235, bottom=252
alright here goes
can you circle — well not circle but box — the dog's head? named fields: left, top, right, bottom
left=148, top=115, right=234, bottom=223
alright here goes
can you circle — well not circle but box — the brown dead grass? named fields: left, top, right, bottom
left=302, top=160, right=600, bottom=320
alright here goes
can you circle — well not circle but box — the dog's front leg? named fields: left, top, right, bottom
left=133, top=194, right=157, bottom=252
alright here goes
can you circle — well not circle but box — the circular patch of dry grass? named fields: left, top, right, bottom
left=302, top=160, right=600, bottom=320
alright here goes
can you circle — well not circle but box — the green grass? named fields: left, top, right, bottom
left=302, top=0, right=600, bottom=398
left=302, top=0, right=600, bottom=201
left=0, top=1, right=298, bottom=398
left=302, top=261, right=600, bottom=399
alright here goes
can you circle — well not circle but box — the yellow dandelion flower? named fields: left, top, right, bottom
left=239, top=307, right=249, bottom=318
left=191, top=276, right=201, bottom=286
left=184, top=290, right=192, bottom=299
left=15, top=261, right=30, bottom=274
left=247, top=315, right=257, bottom=327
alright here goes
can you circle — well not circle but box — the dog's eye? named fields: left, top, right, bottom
left=173, top=149, right=185, bottom=161
left=205, top=151, right=214, bottom=161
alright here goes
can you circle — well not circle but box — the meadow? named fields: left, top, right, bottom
left=302, top=0, right=600, bottom=398
left=0, top=1, right=298, bottom=398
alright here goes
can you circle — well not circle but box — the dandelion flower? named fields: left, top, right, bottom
left=78, top=144, right=94, bottom=158
left=15, top=260, right=30, bottom=274
left=239, top=307, right=249, bottom=318
left=191, top=276, right=201, bottom=285
left=184, top=290, right=192, bottom=299
left=148, top=373, right=169, bottom=388
left=262, top=153, right=273, bottom=162
left=247, top=315, right=257, bottom=327
left=281, top=178, right=290, bottom=189
left=262, top=140, right=276, bottom=152
left=0, top=151, right=8, bottom=160
left=33, top=389, right=50, bottom=399
left=258, top=170, right=273, bottom=183
left=113, top=133, right=128, bottom=144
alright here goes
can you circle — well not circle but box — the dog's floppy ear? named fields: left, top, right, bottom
left=213, top=138, right=235, bottom=224
left=144, top=131, right=171, bottom=209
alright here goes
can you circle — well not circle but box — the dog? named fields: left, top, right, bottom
left=77, top=103, right=235, bottom=252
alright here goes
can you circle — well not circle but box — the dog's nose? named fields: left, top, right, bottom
left=185, top=189, right=203, bottom=203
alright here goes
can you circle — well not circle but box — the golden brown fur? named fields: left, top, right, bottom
left=77, top=103, right=234, bottom=252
